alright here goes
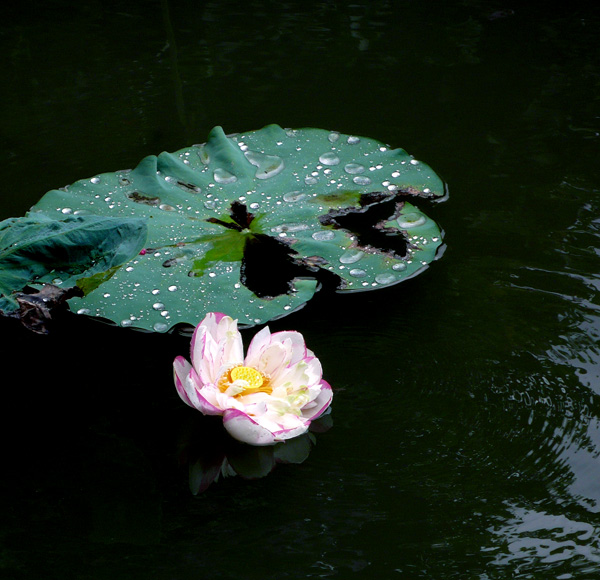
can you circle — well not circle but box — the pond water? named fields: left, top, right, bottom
left=2, top=1, right=600, bottom=578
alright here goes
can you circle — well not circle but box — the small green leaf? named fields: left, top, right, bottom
left=0, top=214, right=147, bottom=315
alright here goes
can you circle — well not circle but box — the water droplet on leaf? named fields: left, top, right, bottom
left=344, top=163, right=365, bottom=174
left=244, top=150, right=284, bottom=179
left=283, top=191, right=307, bottom=203
left=312, top=231, right=335, bottom=241
left=319, top=152, right=340, bottom=166
left=397, top=213, right=426, bottom=229
left=214, top=168, right=238, bottom=184
left=375, top=273, right=396, bottom=285
left=349, top=268, right=367, bottom=277
left=339, top=249, right=364, bottom=264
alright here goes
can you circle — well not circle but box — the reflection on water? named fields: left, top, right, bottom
left=488, top=503, right=600, bottom=573
left=179, top=414, right=332, bottom=494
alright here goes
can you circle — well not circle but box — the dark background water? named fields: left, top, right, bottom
left=2, top=1, right=600, bottom=578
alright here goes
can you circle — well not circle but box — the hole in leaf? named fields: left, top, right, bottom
left=240, top=234, right=342, bottom=299
left=319, top=192, right=409, bottom=259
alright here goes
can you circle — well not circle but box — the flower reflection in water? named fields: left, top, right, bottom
left=178, top=413, right=333, bottom=494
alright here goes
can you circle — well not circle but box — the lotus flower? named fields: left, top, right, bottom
left=173, top=312, right=333, bottom=446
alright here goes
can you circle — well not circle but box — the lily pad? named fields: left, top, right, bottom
left=29, top=125, right=447, bottom=332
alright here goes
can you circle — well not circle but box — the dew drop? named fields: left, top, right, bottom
left=214, top=168, right=238, bottom=184
left=244, top=150, right=284, bottom=179
left=77, top=308, right=91, bottom=315
left=328, top=132, right=340, bottom=143
left=90, top=177, right=100, bottom=184
left=204, top=200, right=217, bottom=210
left=61, top=208, right=72, bottom=214
left=397, top=213, right=427, bottom=229
left=319, top=152, right=340, bottom=166
left=410, top=159, right=419, bottom=165
left=339, top=249, right=364, bottom=264
left=347, top=136, right=361, bottom=144
left=249, top=202, right=260, bottom=210
left=151, top=289, right=160, bottom=295
left=271, top=223, right=310, bottom=233
left=197, top=146, right=210, bottom=165
left=159, top=203, right=176, bottom=211
left=121, top=319, right=133, bottom=327
left=153, top=302, right=165, bottom=310
left=305, top=176, right=318, bottom=185
left=153, top=322, right=168, bottom=332
left=344, top=163, right=365, bottom=174
left=392, top=262, right=407, bottom=271
left=168, top=285, right=178, bottom=292
left=349, top=268, right=367, bottom=277
left=375, top=273, right=396, bottom=285
left=283, top=191, right=307, bottom=203
left=353, top=175, right=372, bottom=186
left=312, top=230, right=335, bottom=241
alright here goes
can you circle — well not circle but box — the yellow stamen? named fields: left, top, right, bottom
left=218, top=365, right=272, bottom=397
left=230, top=366, right=263, bottom=389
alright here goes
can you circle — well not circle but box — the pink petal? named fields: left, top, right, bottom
left=211, top=312, right=229, bottom=325
left=223, top=409, right=278, bottom=446
left=173, top=356, right=194, bottom=408
left=223, top=409, right=312, bottom=446
left=272, top=423, right=310, bottom=441
left=187, top=368, right=224, bottom=416
left=302, top=380, right=333, bottom=420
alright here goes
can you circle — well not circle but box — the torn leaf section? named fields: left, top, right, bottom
left=15, top=284, right=83, bottom=334
left=319, top=192, right=408, bottom=260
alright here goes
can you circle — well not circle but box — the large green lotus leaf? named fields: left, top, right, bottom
left=30, top=124, right=446, bottom=332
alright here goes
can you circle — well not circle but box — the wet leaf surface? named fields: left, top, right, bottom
left=30, top=125, right=446, bottom=331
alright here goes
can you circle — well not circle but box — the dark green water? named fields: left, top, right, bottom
left=2, top=1, right=600, bottom=578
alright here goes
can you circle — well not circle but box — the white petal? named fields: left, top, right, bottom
left=301, top=380, right=333, bottom=420
left=274, top=357, right=323, bottom=393
left=223, top=409, right=278, bottom=446
left=191, top=313, right=243, bottom=383
left=244, top=325, right=272, bottom=368
left=270, top=331, right=308, bottom=365
left=255, top=342, right=288, bottom=377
